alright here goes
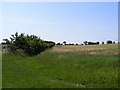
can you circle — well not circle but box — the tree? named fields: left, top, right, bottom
left=56, top=43, right=61, bottom=45
left=83, top=41, right=88, bottom=45
left=87, top=42, right=99, bottom=45
left=3, top=39, right=10, bottom=44
left=97, top=42, right=99, bottom=44
left=113, top=41, right=115, bottom=44
left=106, top=40, right=112, bottom=44
left=63, top=41, right=66, bottom=45
left=3, top=32, right=55, bottom=55
left=102, top=42, right=104, bottom=44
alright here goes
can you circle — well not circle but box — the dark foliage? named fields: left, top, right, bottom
left=83, top=41, right=88, bottom=45
left=63, top=41, right=66, bottom=45
left=87, top=42, right=99, bottom=45
left=113, top=41, right=115, bottom=44
left=102, top=42, right=104, bottom=44
left=106, top=40, right=112, bottom=44
left=56, top=43, right=61, bottom=45
left=56, top=43, right=63, bottom=45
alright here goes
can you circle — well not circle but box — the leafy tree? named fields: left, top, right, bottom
left=3, top=32, right=55, bottom=55
left=2, top=39, right=10, bottom=44
left=56, top=43, right=61, bottom=45
left=63, top=41, right=66, bottom=45
left=106, top=40, right=112, bottom=44
left=87, top=42, right=99, bottom=45
left=83, top=41, right=88, bottom=45
left=113, top=41, right=115, bottom=44
left=102, top=42, right=104, bottom=44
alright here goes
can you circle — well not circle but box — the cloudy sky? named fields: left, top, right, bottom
left=0, top=2, right=118, bottom=44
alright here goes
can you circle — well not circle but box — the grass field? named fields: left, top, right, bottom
left=0, top=45, right=2, bottom=89
left=2, top=44, right=119, bottom=88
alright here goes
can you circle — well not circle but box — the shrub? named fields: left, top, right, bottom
left=83, top=41, right=88, bottom=45
left=113, top=41, right=115, bottom=44
left=3, top=32, right=55, bottom=55
left=102, top=42, right=104, bottom=44
left=56, top=43, right=61, bottom=45
left=87, top=42, right=99, bottom=45
left=63, top=41, right=66, bottom=45
left=106, top=40, right=112, bottom=44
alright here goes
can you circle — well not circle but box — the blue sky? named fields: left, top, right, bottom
left=0, top=2, right=118, bottom=44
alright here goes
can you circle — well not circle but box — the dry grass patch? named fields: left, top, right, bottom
left=51, top=46, right=107, bottom=53
left=50, top=44, right=118, bottom=56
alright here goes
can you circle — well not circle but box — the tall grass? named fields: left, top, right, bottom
left=2, top=44, right=118, bottom=88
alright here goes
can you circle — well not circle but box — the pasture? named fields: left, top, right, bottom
left=0, top=45, right=2, bottom=89
left=2, top=44, right=118, bottom=88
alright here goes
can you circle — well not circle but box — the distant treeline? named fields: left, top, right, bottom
left=1, top=32, right=118, bottom=55
left=56, top=40, right=117, bottom=45
left=2, top=32, right=55, bottom=55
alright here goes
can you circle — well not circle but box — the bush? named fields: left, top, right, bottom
left=102, top=42, right=104, bottom=44
left=56, top=43, right=61, bottom=45
left=87, top=42, right=99, bottom=45
left=3, top=32, right=55, bottom=55
left=83, top=41, right=88, bottom=45
left=113, top=41, right=115, bottom=44
left=106, top=40, right=112, bottom=44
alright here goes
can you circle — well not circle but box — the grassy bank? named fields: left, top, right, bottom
left=2, top=44, right=118, bottom=88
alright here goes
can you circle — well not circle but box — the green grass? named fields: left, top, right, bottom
left=2, top=44, right=119, bottom=88
left=0, top=45, right=2, bottom=89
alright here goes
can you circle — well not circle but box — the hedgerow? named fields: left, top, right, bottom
left=3, top=32, right=55, bottom=55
